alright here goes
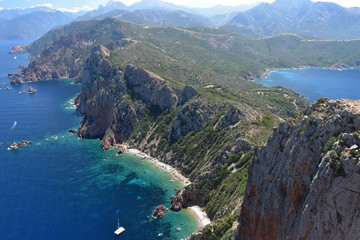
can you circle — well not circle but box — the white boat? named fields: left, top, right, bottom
left=114, top=218, right=125, bottom=235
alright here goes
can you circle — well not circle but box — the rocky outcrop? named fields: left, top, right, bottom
left=169, top=101, right=217, bottom=143
left=8, top=44, right=31, bottom=54
left=76, top=45, right=199, bottom=150
left=10, top=77, right=24, bottom=85
left=76, top=45, right=127, bottom=146
left=232, top=98, right=360, bottom=240
left=8, top=18, right=131, bottom=84
left=152, top=205, right=166, bottom=218
left=170, top=185, right=198, bottom=211
left=124, top=65, right=179, bottom=112
left=27, top=87, right=37, bottom=94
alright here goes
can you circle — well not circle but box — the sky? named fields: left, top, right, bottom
left=0, top=0, right=360, bottom=12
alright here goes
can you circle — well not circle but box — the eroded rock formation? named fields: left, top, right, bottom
left=231, top=98, right=360, bottom=240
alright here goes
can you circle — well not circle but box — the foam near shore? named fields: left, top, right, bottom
left=127, top=148, right=191, bottom=186
left=126, top=148, right=211, bottom=229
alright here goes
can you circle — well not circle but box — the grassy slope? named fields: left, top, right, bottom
left=26, top=18, right=360, bottom=239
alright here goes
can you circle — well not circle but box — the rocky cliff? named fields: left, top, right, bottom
left=231, top=98, right=360, bottom=240
left=8, top=18, right=131, bottom=84
left=76, top=45, right=201, bottom=150
left=75, top=45, right=274, bottom=236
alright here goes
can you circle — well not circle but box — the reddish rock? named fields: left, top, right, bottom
left=69, top=129, right=78, bottom=133
left=8, top=44, right=31, bottom=54
left=152, top=205, right=166, bottom=218
left=170, top=185, right=198, bottom=211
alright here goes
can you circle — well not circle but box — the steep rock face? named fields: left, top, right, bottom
left=76, top=45, right=199, bottom=150
left=76, top=45, right=125, bottom=142
left=232, top=99, right=360, bottom=240
left=170, top=185, right=198, bottom=211
left=8, top=18, right=130, bottom=83
left=124, top=65, right=178, bottom=112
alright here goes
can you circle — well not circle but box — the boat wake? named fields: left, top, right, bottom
left=11, top=121, right=17, bottom=130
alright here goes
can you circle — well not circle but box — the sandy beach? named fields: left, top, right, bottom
left=126, top=148, right=211, bottom=228
left=127, top=148, right=191, bottom=186
left=188, top=206, right=211, bottom=229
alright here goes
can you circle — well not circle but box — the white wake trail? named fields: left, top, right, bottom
left=10, top=121, right=17, bottom=130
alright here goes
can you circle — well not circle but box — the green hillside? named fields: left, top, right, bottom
left=14, top=17, right=360, bottom=239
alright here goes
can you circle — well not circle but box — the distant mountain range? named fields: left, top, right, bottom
left=78, top=0, right=257, bottom=25
left=2, top=0, right=360, bottom=40
left=0, top=0, right=257, bottom=40
left=0, top=7, right=79, bottom=40
left=79, top=9, right=213, bottom=28
left=228, top=0, right=360, bottom=39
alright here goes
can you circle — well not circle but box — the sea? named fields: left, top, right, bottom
left=0, top=40, right=198, bottom=240
left=255, top=68, right=360, bottom=102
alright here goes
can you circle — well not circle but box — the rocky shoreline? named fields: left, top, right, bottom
left=125, top=148, right=211, bottom=229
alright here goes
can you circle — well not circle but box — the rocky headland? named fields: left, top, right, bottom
left=8, top=44, right=32, bottom=54
left=11, top=17, right=360, bottom=240
left=230, top=98, right=360, bottom=240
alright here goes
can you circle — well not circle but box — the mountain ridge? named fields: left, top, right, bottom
left=228, top=0, right=360, bottom=39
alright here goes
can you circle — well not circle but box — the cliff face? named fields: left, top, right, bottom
left=75, top=45, right=267, bottom=229
left=232, top=99, right=360, bottom=240
left=76, top=45, right=201, bottom=151
left=8, top=18, right=131, bottom=84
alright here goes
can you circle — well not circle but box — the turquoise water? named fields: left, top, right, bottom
left=255, top=68, right=360, bottom=102
left=0, top=40, right=198, bottom=240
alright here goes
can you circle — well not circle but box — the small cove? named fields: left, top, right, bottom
left=0, top=40, right=198, bottom=240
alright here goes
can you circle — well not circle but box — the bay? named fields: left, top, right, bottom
left=0, top=40, right=198, bottom=240
left=255, top=68, right=360, bottom=102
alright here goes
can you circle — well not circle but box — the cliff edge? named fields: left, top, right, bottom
left=231, top=98, right=360, bottom=240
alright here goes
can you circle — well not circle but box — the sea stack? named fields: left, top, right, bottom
left=27, top=87, right=37, bottom=94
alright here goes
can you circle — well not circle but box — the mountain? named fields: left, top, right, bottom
left=0, top=9, right=77, bottom=40
left=9, top=18, right=360, bottom=239
left=228, top=0, right=360, bottom=39
left=85, top=9, right=213, bottom=28
left=79, top=0, right=257, bottom=22
left=0, top=6, right=59, bottom=20
left=190, top=4, right=259, bottom=17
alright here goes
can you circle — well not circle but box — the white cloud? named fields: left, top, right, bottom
left=30, top=3, right=54, bottom=8
left=57, top=5, right=97, bottom=13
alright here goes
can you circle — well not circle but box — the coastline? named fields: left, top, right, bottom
left=126, top=148, right=191, bottom=186
left=250, top=65, right=360, bottom=81
left=125, top=148, right=211, bottom=229
left=188, top=206, right=211, bottom=229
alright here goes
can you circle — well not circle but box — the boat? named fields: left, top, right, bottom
left=158, top=233, right=163, bottom=237
left=114, top=218, right=125, bottom=235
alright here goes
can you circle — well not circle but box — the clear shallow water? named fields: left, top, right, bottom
left=0, top=40, right=197, bottom=240
left=255, top=68, right=360, bottom=102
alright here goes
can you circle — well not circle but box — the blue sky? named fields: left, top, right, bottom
left=0, top=0, right=359, bottom=11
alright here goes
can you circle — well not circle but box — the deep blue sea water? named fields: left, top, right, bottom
left=255, top=68, right=360, bottom=102
left=0, top=40, right=197, bottom=240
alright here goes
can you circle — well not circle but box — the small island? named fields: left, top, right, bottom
left=27, top=87, right=37, bottom=94
left=8, top=140, right=32, bottom=150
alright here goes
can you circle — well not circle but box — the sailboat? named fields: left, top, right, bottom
left=114, top=218, right=125, bottom=235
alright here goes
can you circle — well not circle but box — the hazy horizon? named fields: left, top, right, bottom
left=1, top=0, right=360, bottom=12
